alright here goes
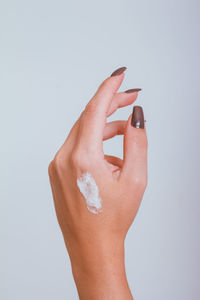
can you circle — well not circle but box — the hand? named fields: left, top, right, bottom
left=48, top=67, right=148, bottom=300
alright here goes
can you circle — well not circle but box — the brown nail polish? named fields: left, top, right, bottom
left=125, top=88, right=142, bottom=93
left=111, top=66, right=127, bottom=77
left=131, top=106, right=145, bottom=129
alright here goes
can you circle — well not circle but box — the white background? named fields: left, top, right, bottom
left=1, top=0, right=200, bottom=299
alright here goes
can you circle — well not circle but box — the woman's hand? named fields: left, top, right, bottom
left=48, top=67, right=148, bottom=300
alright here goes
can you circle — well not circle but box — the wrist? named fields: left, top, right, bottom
left=67, top=237, right=133, bottom=300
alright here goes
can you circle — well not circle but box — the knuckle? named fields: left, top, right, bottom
left=133, top=175, right=147, bottom=190
left=70, top=148, right=100, bottom=170
left=53, top=151, right=66, bottom=172
left=48, top=160, right=54, bottom=177
left=70, top=149, right=83, bottom=167
left=84, top=101, right=98, bottom=115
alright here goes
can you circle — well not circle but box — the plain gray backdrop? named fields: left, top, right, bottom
left=1, top=0, right=199, bottom=299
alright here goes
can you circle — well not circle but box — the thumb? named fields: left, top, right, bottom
left=120, top=106, right=148, bottom=187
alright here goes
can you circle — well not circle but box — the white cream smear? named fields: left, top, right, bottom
left=77, top=172, right=102, bottom=214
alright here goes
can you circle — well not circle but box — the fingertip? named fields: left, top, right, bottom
left=99, top=72, right=125, bottom=94
left=106, top=92, right=137, bottom=117
left=121, top=109, right=148, bottom=180
left=122, top=90, right=138, bottom=100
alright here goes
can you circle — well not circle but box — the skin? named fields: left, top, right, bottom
left=48, top=71, right=148, bottom=300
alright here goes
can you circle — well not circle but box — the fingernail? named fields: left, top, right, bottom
left=131, top=106, right=145, bottom=129
left=111, top=66, right=127, bottom=77
left=125, top=88, right=142, bottom=93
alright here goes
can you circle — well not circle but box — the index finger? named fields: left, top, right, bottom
left=78, top=67, right=126, bottom=151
